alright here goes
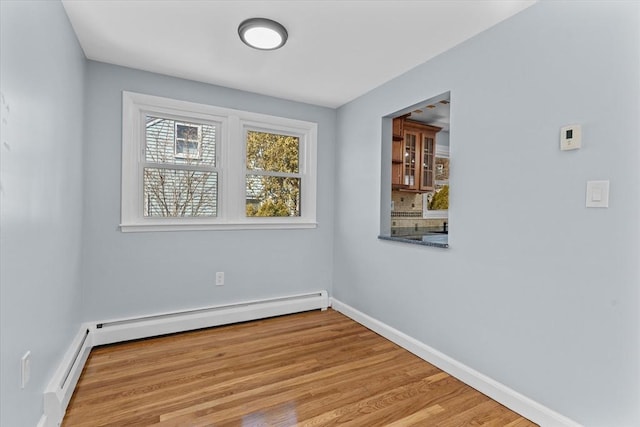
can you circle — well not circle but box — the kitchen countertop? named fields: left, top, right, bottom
left=378, top=234, right=449, bottom=248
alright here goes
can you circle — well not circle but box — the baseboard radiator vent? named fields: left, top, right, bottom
left=43, top=326, right=93, bottom=427
left=41, top=290, right=329, bottom=427
left=91, top=290, right=329, bottom=346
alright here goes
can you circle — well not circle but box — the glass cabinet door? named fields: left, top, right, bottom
left=403, top=132, right=418, bottom=188
left=420, top=135, right=434, bottom=191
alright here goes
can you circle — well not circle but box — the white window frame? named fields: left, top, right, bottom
left=422, top=145, right=449, bottom=219
left=243, top=124, right=306, bottom=217
left=121, top=91, right=318, bottom=232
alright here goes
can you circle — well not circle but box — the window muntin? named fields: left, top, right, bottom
left=121, top=91, right=317, bottom=231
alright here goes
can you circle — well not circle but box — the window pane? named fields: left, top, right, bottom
left=246, top=175, right=300, bottom=217
left=175, top=139, right=199, bottom=158
left=435, top=157, right=449, bottom=181
left=145, top=116, right=216, bottom=166
left=246, top=131, right=299, bottom=173
left=144, top=168, right=217, bottom=217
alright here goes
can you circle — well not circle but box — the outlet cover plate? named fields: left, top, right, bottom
left=216, top=272, right=225, bottom=286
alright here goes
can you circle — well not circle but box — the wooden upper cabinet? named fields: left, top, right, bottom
left=391, top=121, right=404, bottom=164
left=392, top=119, right=441, bottom=192
left=391, top=117, right=406, bottom=187
left=392, top=117, right=404, bottom=142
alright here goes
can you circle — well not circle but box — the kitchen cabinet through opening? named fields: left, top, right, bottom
left=387, top=92, right=450, bottom=246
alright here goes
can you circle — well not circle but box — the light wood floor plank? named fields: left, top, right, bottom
left=63, top=309, right=537, bottom=426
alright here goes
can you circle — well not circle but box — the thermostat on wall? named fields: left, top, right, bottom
left=560, top=124, right=582, bottom=151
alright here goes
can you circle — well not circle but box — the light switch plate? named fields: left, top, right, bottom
left=586, top=180, right=609, bottom=208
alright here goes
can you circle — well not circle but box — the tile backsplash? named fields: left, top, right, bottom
left=391, top=190, right=447, bottom=237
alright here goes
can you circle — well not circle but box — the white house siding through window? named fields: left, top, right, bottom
left=144, top=116, right=218, bottom=218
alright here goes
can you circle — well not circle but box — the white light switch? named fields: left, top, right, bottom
left=586, top=180, right=609, bottom=208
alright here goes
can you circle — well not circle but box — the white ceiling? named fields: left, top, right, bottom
left=62, top=0, right=535, bottom=108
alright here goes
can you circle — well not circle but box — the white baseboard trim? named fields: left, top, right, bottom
left=331, top=298, right=582, bottom=427
left=41, top=290, right=329, bottom=427
left=37, top=414, right=47, bottom=427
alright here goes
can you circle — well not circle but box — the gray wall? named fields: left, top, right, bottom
left=81, top=61, right=336, bottom=321
left=2, top=1, right=638, bottom=426
left=0, top=2, right=86, bottom=426
left=334, top=2, right=639, bottom=426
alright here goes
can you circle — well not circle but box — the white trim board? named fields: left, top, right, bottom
left=331, top=298, right=582, bottom=427
left=41, top=291, right=329, bottom=427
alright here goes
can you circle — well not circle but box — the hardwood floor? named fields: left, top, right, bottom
left=63, top=309, right=537, bottom=426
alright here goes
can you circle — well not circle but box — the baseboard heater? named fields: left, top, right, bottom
left=41, top=290, right=329, bottom=427
left=42, top=327, right=92, bottom=427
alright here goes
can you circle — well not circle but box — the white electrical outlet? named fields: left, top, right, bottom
left=216, top=272, right=225, bottom=286
left=21, top=351, right=31, bottom=388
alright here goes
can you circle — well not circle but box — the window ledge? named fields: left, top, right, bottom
left=120, top=221, right=318, bottom=233
left=378, top=235, right=449, bottom=249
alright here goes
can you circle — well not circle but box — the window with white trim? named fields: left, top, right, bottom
left=245, top=129, right=301, bottom=217
left=121, top=92, right=317, bottom=232
left=143, top=116, right=217, bottom=218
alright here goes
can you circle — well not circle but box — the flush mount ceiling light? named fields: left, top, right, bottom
left=238, top=18, right=288, bottom=50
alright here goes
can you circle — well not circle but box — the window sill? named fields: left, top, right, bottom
left=378, top=235, right=449, bottom=249
left=120, top=221, right=318, bottom=233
